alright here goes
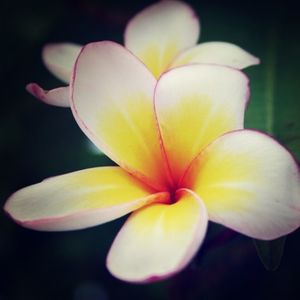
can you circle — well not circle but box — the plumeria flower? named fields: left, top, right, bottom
left=26, top=0, right=259, bottom=107
left=5, top=41, right=300, bottom=283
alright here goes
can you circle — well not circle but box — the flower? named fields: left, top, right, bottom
left=26, top=0, right=259, bottom=107
left=5, top=41, right=300, bottom=283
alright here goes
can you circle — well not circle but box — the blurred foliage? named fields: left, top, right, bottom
left=1, top=0, right=300, bottom=299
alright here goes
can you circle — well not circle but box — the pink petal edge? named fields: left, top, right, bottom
left=4, top=187, right=169, bottom=231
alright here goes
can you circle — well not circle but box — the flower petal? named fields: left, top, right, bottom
left=4, top=167, right=169, bottom=231
left=124, top=0, right=200, bottom=78
left=155, top=64, right=249, bottom=184
left=71, top=41, right=172, bottom=191
left=26, top=83, right=70, bottom=107
left=107, top=188, right=207, bottom=283
left=171, top=42, right=260, bottom=70
left=181, top=130, right=300, bottom=240
left=42, top=43, right=82, bottom=83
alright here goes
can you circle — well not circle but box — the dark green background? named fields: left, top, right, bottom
left=1, top=0, right=300, bottom=299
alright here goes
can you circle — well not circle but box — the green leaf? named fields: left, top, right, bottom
left=200, top=7, right=300, bottom=270
left=245, top=22, right=300, bottom=161
left=244, top=19, right=300, bottom=270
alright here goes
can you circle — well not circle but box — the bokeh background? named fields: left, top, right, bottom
left=1, top=0, right=300, bottom=299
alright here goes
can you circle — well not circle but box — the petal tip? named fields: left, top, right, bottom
left=26, top=82, right=42, bottom=98
left=247, top=55, right=261, bottom=68
left=106, top=258, right=177, bottom=284
left=3, top=194, right=26, bottom=228
left=26, top=83, right=70, bottom=107
left=26, top=82, right=54, bottom=105
left=3, top=198, right=11, bottom=218
left=254, top=57, right=261, bottom=65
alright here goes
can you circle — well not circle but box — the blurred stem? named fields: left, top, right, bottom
left=253, top=25, right=286, bottom=272
left=265, top=27, right=277, bottom=135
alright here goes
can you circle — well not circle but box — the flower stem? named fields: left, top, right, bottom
left=265, top=27, right=278, bottom=135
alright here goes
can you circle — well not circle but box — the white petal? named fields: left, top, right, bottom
left=182, top=130, right=300, bottom=240
left=42, top=43, right=82, bottom=83
left=154, top=64, right=249, bottom=183
left=107, top=189, right=207, bottom=282
left=125, top=0, right=200, bottom=78
left=171, top=42, right=260, bottom=69
left=4, top=167, right=168, bottom=231
left=71, top=41, right=172, bottom=191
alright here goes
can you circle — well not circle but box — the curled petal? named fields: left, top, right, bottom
left=125, top=0, right=200, bottom=78
left=42, top=43, right=82, bottom=83
left=71, top=41, right=172, bottom=191
left=107, top=188, right=208, bottom=283
left=26, top=83, right=70, bottom=107
left=155, top=64, right=249, bottom=183
left=171, top=42, right=260, bottom=69
left=4, top=167, right=169, bottom=231
left=182, top=130, right=300, bottom=240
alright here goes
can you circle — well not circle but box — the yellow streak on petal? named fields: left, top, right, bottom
left=159, top=94, right=237, bottom=182
left=5, top=167, right=173, bottom=231
left=7, top=167, right=164, bottom=223
left=185, top=149, right=258, bottom=213
left=132, top=192, right=200, bottom=235
left=96, top=93, right=169, bottom=190
left=38, top=167, right=158, bottom=214
left=140, top=42, right=178, bottom=78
